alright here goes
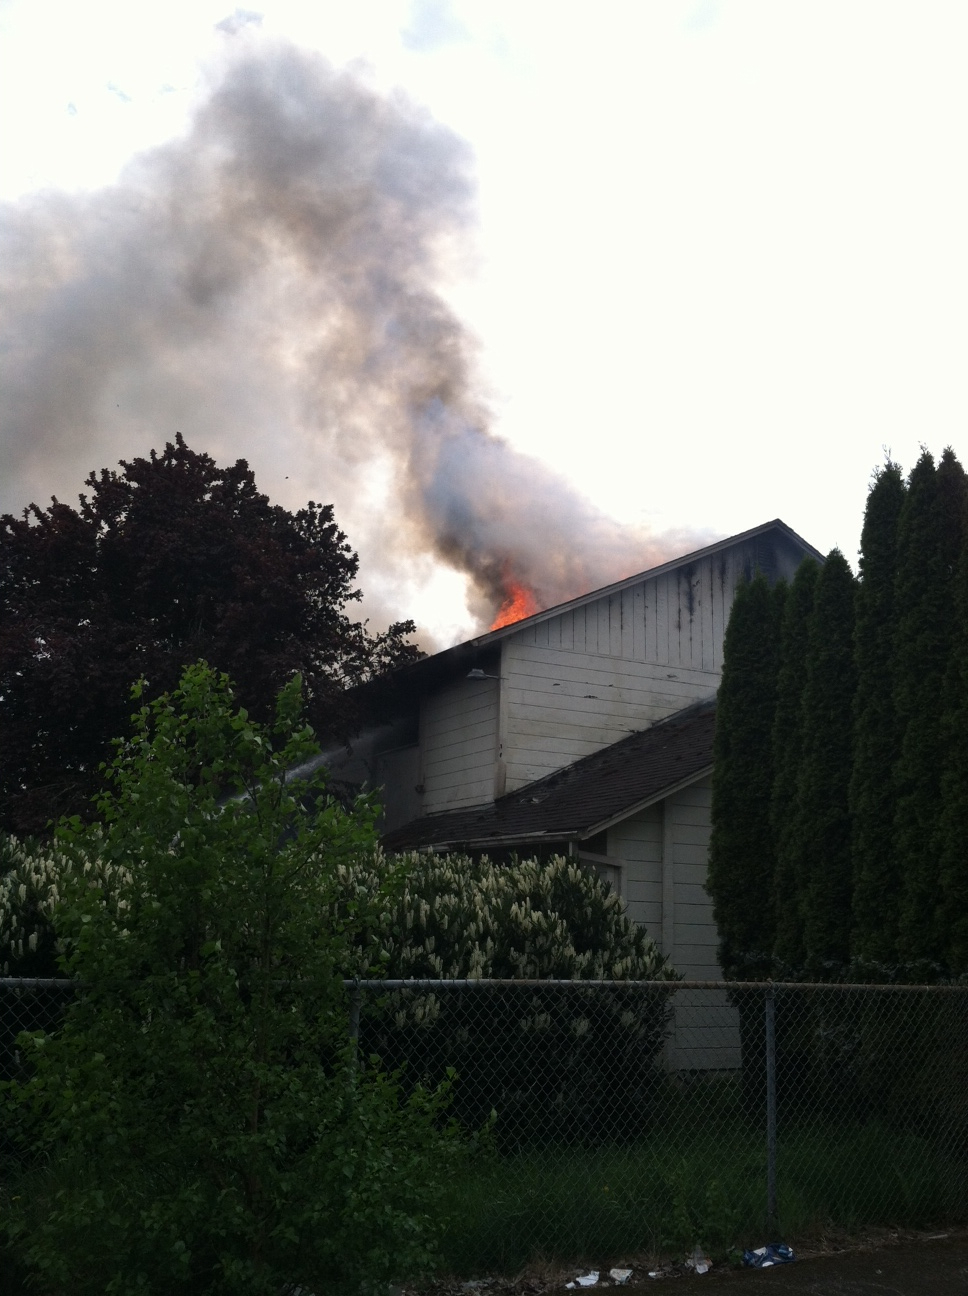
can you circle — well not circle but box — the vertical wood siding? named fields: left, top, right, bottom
left=511, top=549, right=747, bottom=670
left=665, top=777, right=740, bottom=1071
left=420, top=677, right=498, bottom=813
left=608, top=807, right=663, bottom=945
left=605, top=778, right=717, bottom=978
left=608, top=777, right=740, bottom=1071
left=375, top=746, right=422, bottom=832
left=666, top=777, right=719, bottom=980
left=409, top=529, right=811, bottom=813
left=501, top=549, right=743, bottom=789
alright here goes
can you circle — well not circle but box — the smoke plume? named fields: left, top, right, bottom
left=1, top=33, right=712, bottom=642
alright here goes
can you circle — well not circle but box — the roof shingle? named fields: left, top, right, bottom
left=381, top=698, right=716, bottom=851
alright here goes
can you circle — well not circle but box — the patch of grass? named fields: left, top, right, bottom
left=5, top=1083, right=965, bottom=1288
left=439, top=1097, right=968, bottom=1275
left=777, top=1122, right=967, bottom=1235
left=439, top=1132, right=761, bottom=1273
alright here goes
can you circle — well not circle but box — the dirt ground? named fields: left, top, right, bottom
left=616, top=1231, right=968, bottom=1294
left=413, top=1227, right=968, bottom=1296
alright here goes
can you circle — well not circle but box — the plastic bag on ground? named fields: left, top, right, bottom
left=565, top=1272, right=599, bottom=1288
left=743, top=1243, right=795, bottom=1268
left=685, top=1247, right=712, bottom=1274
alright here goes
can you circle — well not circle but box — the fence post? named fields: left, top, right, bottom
left=765, top=984, right=778, bottom=1238
left=348, top=980, right=362, bottom=1075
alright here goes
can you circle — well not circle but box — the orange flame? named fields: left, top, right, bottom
left=490, top=579, right=538, bottom=631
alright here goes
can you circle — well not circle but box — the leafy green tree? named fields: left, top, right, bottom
left=2, top=665, right=458, bottom=1296
left=770, top=558, right=819, bottom=969
left=0, top=435, right=420, bottom=836
left=893, top=448, right=968, bottom=962
left=708, top=573, right=782, bottom=979
left=795, top=549, right=857, bottom=971
left=849, top=461, right=906, bottom=965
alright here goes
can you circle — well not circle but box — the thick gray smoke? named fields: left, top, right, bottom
left=1, top=34, right=712, bottom=640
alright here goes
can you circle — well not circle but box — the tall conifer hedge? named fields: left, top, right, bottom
left=893, top=450, right=967, bottom=963
left=938, top=529, right=968, bottom=973
left=711, top=448, right=968, bottom=980
left=707, top=573, right=781, bottom=979
left=771, top=559, right=818, bottom=969
left=795, top=550, right=856, bottom=971
left=850, top=461, right=906, bottom=964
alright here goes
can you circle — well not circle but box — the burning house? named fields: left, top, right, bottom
left=328, top=518, right=820, bottom=1067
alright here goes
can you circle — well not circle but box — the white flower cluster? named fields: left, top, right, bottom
left=1, top=837, right=674, bottom=989
left=335, top=852, right=678, bottom=1046
left=332, top=849, right=674, bottom=983
left=0, top=835, right=133, bottom=973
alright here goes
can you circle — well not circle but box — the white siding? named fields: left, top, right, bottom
left=667, top=778, right=719, bottom=980
left=501, top=550, right=745, bottom=791
left=608, top=808, right=663, bottom=947
left=376, top=746, right=422, bottom=832
left=420, top=676, right=498, bottom=813
left=667, top=988, right=743, bottom=1073
left=513, top=548, right=749, bottom=673
left=605, top=780, right=717, bottom=978
left=607, top=776, right=740, bottom=1072
left=502, top=641, right=718, bottom=790
left=663, top=778, right=739, bottom=1070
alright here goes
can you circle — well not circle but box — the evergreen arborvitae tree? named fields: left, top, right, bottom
left=893, top=448, right=968, bottom=964
left=770, top=558, right=819, bottom=970
left=708, top=573, right=783, bottom=979
left=849, top=461, right=907, bottom=965
left=794, top=549, right=857, bottom=972
left=937, top=479, right=968, bottom=973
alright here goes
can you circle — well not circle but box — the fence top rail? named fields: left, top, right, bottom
left=340, top=978, right=968, bottom=993
left=0, top=977, right=78, bottom=989
left=3, top=975, right=966, bottom=993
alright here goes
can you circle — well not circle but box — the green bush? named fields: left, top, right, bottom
left=2, top=738, right=679, bottom=1166
left=335, top=848, right=673, bottom=981
left=334, top=851, right=678, bottom=1148
left=1, top=665, right=461, bottom=1296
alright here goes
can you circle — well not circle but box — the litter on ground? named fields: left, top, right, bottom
left=684, top=1247, right=712, bottom=1275
left=742, top=1243, right=795, bottom=1268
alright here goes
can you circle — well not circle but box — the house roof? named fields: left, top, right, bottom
left=387, top=519, right=821, bottom=694
left=381, top=697, right=716, bottom=852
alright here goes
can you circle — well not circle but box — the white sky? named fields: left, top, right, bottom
left=3, top=0, right=967, bottom=644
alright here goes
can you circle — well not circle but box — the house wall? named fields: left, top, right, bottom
left=408, top=527, right=811, bottom=808
left=419, top=675, right=499, bottom=813
left=608, top=775, right=741, bottom=1071
left=663, top=778, right=720, bottom=982
left=499, top=548, right=753, bottom=792
left=375, top=745, right=422, bottom=831
left=607, top=804, right=663, bottom=938
left=500, top=641, right=718, bottom=790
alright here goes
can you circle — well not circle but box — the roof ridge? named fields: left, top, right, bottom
left=384, top=518, right=821, bottom=690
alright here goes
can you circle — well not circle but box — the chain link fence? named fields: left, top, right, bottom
left=3, top=976, right=967, bottom=1272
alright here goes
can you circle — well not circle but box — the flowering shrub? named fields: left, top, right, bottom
left=335, top=849, right=671, bottom=981
left=0, top=834, right=128, bottom=975
left=327, top=851, right=679, bottom=1148
left=3, top=843, right=670, bottom=982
